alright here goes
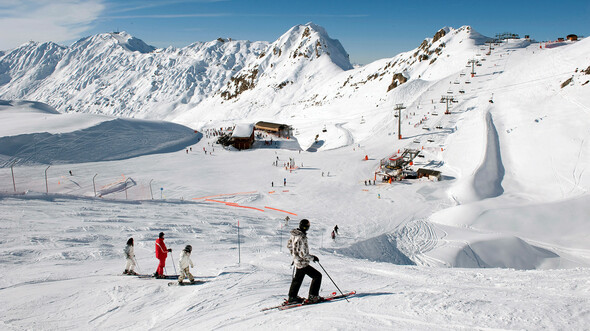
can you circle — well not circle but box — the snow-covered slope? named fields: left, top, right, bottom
left=1, top=25, right=590, bottom=329
left=0, top=100, right=200, bottom=167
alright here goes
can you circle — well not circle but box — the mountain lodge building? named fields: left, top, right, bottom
left=231, top=124, right=255, bottom=150
left=254, top=121, right=292, bottom=138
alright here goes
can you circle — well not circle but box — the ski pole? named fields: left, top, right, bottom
left=170, top=252, right=177, bottom=275
left=316, top=261, right=349, bottom=302
left=134, top=256, right=141, bottom=273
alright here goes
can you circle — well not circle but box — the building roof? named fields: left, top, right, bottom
left=231, top=124, right=254, bottom=138
left=255, top=121, right=288, bottom=130
left=417, top=168, right=441, bottom=176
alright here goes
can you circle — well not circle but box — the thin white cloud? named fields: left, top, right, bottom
left=103, top=13, right=229, bottom=19
left=107, top=0, right=229, bottom=15
left=0, top=0, right=105, bottom=50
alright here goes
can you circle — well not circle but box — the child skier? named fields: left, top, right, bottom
left=123, top=238, right=137, bottom=275
left=178, top=245, right=195, bottom=284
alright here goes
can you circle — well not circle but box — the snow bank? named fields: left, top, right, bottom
left=334, top=233, right=415, bottom=265
left=0, top=101, right=200, bottom=166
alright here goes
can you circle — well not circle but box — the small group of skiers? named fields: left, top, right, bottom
left=331, top=225, right=339, bottom=240
left=124, top=232, right=196, bottom=284
left=123, top=219, right=336, bottom=304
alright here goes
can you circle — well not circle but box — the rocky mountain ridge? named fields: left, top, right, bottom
left=0, top=24, right=488, bottom=125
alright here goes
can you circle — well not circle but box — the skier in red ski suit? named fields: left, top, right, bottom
left=155, top=232, right=171, bottom=278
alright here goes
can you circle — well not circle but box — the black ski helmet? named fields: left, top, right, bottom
left=159, top=232, right=165, bottom=239
left=299, top=219, right=310, bottom=232
left=184, top=245, right=192, bottom=253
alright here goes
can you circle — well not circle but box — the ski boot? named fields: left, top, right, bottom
left=306, top=295, right=325, bottom=304
left=128, top=270, right=138, bottom=276
left=123, top=270, right=129, bottom=275
left=284, top=296, right=304, bottom=305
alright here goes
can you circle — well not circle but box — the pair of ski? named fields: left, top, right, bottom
left=134, top=274, right=179, bottom=280
left=167, top=280, right=207, bottom=286
left=128, top=274, right=207, bottom=286
left=261, top=291, right=356, bottom=311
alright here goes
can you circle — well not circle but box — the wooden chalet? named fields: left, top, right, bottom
left=231, top=124, right=255, bottom=150
left=254, top=121, right=291, bottom=138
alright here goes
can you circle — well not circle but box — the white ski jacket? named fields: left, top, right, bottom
left=179, top=250, right=194, bottom=270
left=124, top=244, right=134, bottom=259
left=287, top=228, right=313, bottom=269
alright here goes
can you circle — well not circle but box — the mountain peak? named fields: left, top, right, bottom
left=272, top=22, right=352, bottom=71
left=72, top=31, right=155, bottom=54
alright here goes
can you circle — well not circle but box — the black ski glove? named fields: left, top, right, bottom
left=168, top=248, right=172, bottom=252
left=312, top=255, right=319, bottom=262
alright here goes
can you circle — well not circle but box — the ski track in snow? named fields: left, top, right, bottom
left=0, top=194, right=589, bottom=330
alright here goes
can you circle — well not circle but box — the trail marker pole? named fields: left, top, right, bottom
left=149, top=179, right=154, bottom=199
left=93, top=174, right=98, bottom=197
left=10, top=161, right=16, bottom=192
left=124, top=179, right=129, bottom=200
left=160, top=187, right=163, bottom=200
left=279, top=221, right=282, bottom=252
left=237, top=220, right=241, bottom=264
left=44, top=166, right=50, bottom=194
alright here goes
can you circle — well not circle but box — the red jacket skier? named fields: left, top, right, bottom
left=155, top=232, right=171, bottom=278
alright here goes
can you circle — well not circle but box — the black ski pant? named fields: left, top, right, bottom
left=288, top=265, right=322, bottom=298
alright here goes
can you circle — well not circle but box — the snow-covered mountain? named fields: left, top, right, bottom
left=0, top=23, right=357, bottom=121
left=0, top=24, right=487, bottom=125
left=1, top=23, right=590, bottom=329
left=0, top=30, right=269, bottom=119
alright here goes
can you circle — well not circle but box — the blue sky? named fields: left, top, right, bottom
left=1, top=0, right=588, bottom=64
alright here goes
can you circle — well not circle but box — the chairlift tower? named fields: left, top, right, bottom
left=485, top=40, right=495, bottom=55
left=395, top=103, right=406, bottom=139
left=467, top=59, right=479, bottom=77
left=440, top=95, right=457, bottom=115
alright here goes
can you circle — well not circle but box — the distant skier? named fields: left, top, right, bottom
left=333, top=225, right=339, bottom=235
left=284, top=178, right=286, bottom=186
left=286, top=219, right=323, bottom=304
left=155, top=232, right=172, bottom=278
left=123, top=238, right=137, bottom=275
left=331, top=230, right=336, bottom=240
left=178, top=245, right=195, bottom=284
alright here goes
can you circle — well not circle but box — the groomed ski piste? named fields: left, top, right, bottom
left=1, top=27, right=590, bottom=329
